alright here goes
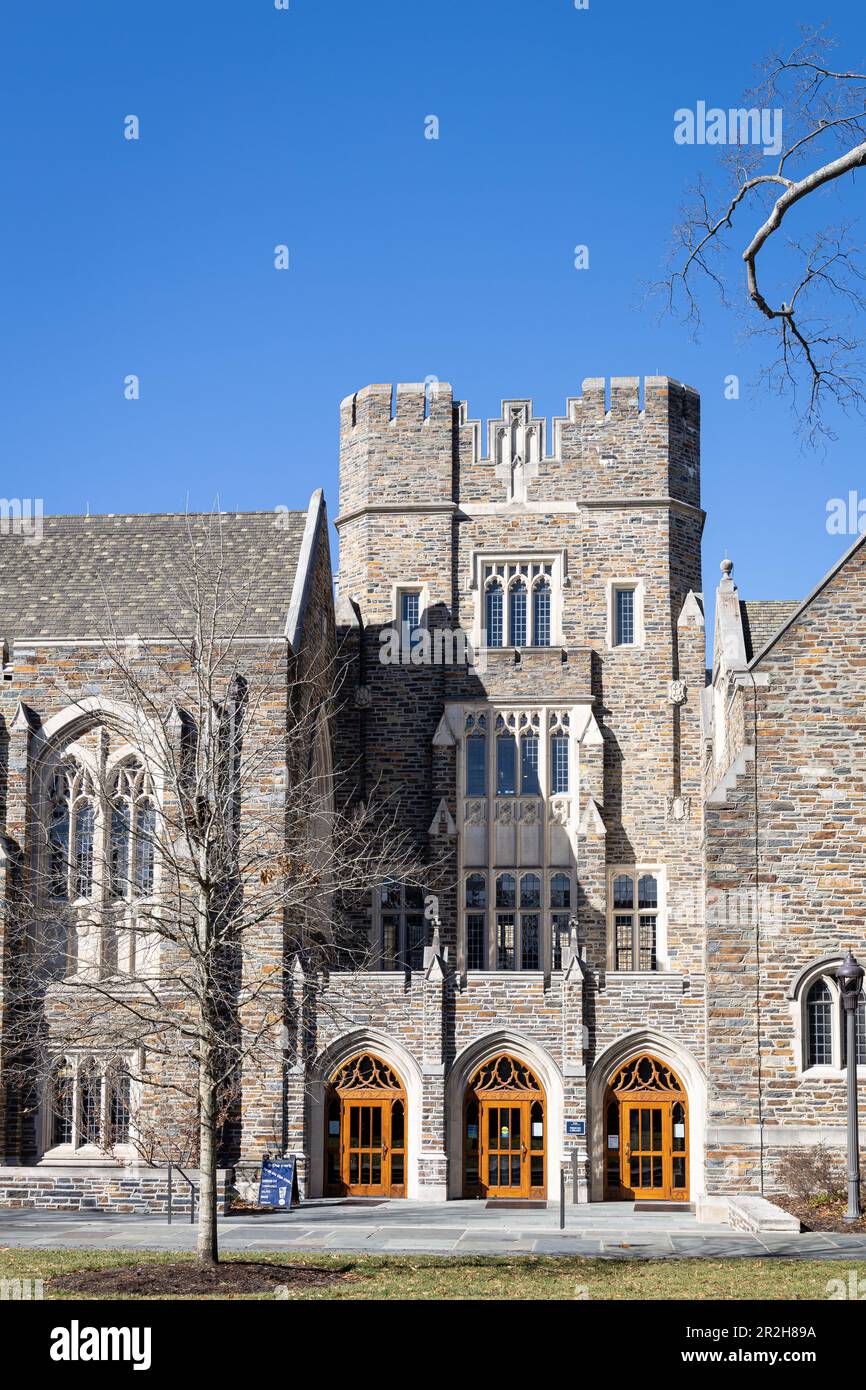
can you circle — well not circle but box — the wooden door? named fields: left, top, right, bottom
left=482, top=1100, right=530, bottom=1197
left=342, top=1098, right=389, bottom=1196
left=621, top=1101, right=669, bottom=1200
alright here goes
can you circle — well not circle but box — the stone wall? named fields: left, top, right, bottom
left=705, top=537, right=866, bottom=1192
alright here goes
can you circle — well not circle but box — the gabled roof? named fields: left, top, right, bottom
left=740, top=599, right=800, bottom=662
left=749, top=530, right=866, bottom=667
left=0, top=500, right=323, bottom=645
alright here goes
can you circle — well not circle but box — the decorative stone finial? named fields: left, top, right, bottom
left=720, top=557, right=734, bottom=578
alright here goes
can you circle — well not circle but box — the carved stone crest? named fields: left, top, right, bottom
left=667, top=680, right=687, bottom=706
left=665, top=794, right=691, bottom=822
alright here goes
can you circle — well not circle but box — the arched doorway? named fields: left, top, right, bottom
left=604, top=1054, right=688, bottom=1200
left=324, top=1053, right=407, bottom=1198
left=463, top=1053, right=546, bottom=1199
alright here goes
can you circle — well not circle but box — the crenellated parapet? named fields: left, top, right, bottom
left=337, top=376, right=701, bottom=526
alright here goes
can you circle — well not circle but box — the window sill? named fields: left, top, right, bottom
left=800, top=1066, right=866, bottom=1080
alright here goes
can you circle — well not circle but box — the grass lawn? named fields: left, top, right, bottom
left=1, top=1247, right=864, bottom=1300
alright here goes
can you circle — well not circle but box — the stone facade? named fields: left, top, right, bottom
left=304, top=376, right=710, bottom=1202
left=704, top=537, right=866, bottom=1193
left=1, top=375, right=861, bottom=1212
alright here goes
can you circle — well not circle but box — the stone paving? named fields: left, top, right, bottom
left=2, top=1200, right=866, bottom=1259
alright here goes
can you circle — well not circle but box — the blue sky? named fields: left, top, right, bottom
left=1, top=0, right=864, bottom=611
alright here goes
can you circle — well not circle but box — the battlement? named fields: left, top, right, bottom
left=338, top=374, right=701, bottom=518
left=339, top=376, right=699, bottom=461
left=340, top=381, right=454, bottom=433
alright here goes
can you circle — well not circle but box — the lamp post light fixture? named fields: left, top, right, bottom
left=835, top=950, right=864, bottom=1223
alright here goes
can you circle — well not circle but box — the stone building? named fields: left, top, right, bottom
left=0, top=496, right=336, bottom=1208
left=703, top=534, right=866, bottom=1195
left=0, top=377, right=862, bottom=1213
left=298, top=376, right=710, bottom=1204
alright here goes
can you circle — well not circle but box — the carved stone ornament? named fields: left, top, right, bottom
left=665, top=794, right=691, bottom=822
left=667, top=680, right=687, bottom=706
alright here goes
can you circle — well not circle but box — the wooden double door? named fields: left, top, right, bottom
left=325, top=1053, right=407, bottom=1198
left=605, top=1054, right=689, bottom=1201
left=464, top=1054, right=546, bottom=1199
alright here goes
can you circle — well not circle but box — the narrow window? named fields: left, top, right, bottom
left=80, top=1062, right=102, bottom=1147
left=466, top=733, right=487, bottom=796
left=73, top=803, right=95, bottom=899
left=466, top=874, right=486, bottom=971
left=613, top=873, right=634, bottom=971
left=550, top=732, right=569, bottom=794
left=495, top=874, right=517, bottom=971
left=485, top=581, right=504, bottom=647
left=109, top=1068, right=131, bottom=1145
left=637, top=874, right=658, bottom=971
left=614, top=587, right=636, bottom=646
left=134, top=801, right=156, bottom=896
left=48, top=772, right=70, bottom=900
left=520, top=732, right=539, bottom=795
left=496, top=733, right=517, bottom=795
left=110, top=803, right=131, bottom=899
left=509, top=580, right=527, bottom=647
left=51, top=1062, right=74, bottom=1146
left=532, top=579, right=551, bottom=646
left=400, top=590, right=422, bottom=648
left=807, top=980, right=833, bottom=1067
left=520, top=873, right=541, bottom=970
left=551, top=873, right=571, bottom=970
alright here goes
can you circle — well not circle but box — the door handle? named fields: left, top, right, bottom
left=521, top=1143, right=527, bottom=1159
left=624, top=1144, right=630, bottom=1159
left=382, top=1142, right=388, bottom=1157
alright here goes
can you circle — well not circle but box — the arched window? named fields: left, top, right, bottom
left=110, top=762, right=156, bottom=900
left=532, top=578, right=551, bottom=646
left=509, top=579, right=527, bottom=647
left=46, top=763, right=95, bottom=902
left=799, top=965, right=866, bottom=1072
left=485, top=580, right=504, bottom=647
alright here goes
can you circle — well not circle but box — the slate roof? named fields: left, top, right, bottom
left=739, top=599, right=801, bottom=662
left=0, top=512, right=308, bottom=644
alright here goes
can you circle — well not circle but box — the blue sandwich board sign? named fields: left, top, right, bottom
left=258, top=1156, right=300, bottom=1209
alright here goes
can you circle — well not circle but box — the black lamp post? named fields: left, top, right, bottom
left=835, top=950, right=864, bottom=1223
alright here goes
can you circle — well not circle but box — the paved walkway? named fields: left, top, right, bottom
left=2, top=1200, right=866, bottom=1258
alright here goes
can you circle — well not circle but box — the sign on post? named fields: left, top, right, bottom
left=565, top=1120, right=586, bottom=1137
left=258, top=1156, right=300, bottom=1209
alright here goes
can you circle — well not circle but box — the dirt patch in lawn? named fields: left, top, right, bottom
left=52, top=1260, right=347, bottom=1297
left=773, top=1194, right=866, bottom=1234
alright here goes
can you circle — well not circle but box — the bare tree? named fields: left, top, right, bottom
left=661, top=26, right=866, bottom=440
left=5, top=520, right=424, bottom=1264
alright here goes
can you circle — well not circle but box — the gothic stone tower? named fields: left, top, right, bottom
left=301, top=376, right=707, bottom=1203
